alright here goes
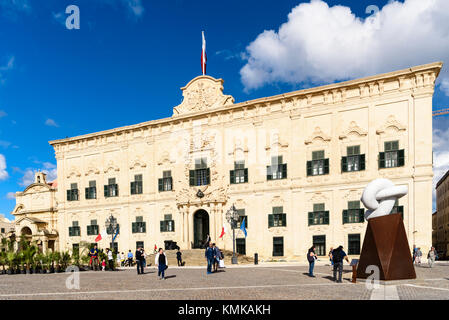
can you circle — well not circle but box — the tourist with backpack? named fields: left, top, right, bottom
left=307, top=246, right=317, bottom=277
left=331, top=246, right=349, bottom=283
left=427, top=247, right=438, bottom=268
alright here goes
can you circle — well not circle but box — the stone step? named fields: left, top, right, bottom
left=146, top=249, right=254, bottom=266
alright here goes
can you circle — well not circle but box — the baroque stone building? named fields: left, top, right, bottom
left=435, top=169, right=449, bottom=257
left=13, top=62, right=441, bottom=261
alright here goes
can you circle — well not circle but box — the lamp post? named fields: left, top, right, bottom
left=226, top=204, right=239, bottom=264
left=105, top=214, right=118, bottom=254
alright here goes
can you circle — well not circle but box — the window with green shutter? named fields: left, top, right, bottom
left=69, top=221, right=80, bottom=237
left=273, top=237, right=284, bottom=257
left=343, top=201, right=365, bottom=224
left=380, top=141, right=404, bottom=168
left=231, top=161, right=248, bottom=184
left=313, top=235, right=326, bottom=256
left=308, top=204, right=329, bottom=225
left=158, top=171, right=173, bottom=192
left=348, top=234, right=361, bottom=255
left=342, top=146, right=365, bottom=172
left=85, top=181, right=97, bottom=199
left=132, top=216, right=146, bottom=233
left=190, top=159, right=210, bottom=186
left=308, top=151, right=329, bottom=176
left=105, top=178, right=119, bottom=197
left=160, top=214, right=175, bottom=232
left=268, top=207, right=286, bottom=228
left=87, top=220, right=99, bottom=236
left=267, top=157, right=287, bottom=180
left=131, top=174, right=143, bottom=195
left=233, top=209, right=248, bottom=229
left=67, top=183, right=79, bottom=201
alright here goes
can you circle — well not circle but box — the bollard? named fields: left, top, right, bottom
left=254, top=253, right=258, bottom=265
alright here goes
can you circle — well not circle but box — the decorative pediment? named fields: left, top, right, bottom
left=270, top=196, right=284, bottom=207
left=85, top=163, right=100, bottom=176
left=307, top=192, right=329, bottom=203
left=172, top=76, right=234, bottom=116
left=376, top=115, right=406, bottom=135
left=265, top=133, right=289, bottom=150
left=130, top=157, right=147, bottom=170
left=67, top=167, right=81, bottom=179
left=339, top=121, right=368, bottom=140
left=305, top=127, right=331, bottom=145
left=104, top=161, right=120, bottom=173
left=157, top=151, right=174, bottom=166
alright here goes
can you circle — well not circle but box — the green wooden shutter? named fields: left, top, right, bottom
left=86, top=226, right=90, bottom=235
left=307, top=161, right=312, bottom=176
left=142, top=222, right=146, bottom=233
left=85, top=188, right=89, bottom=199
left=266, top=166, right=272, bottom=180
left=132, top=222, right=136, bottom=233
left=324, top=159, right=330, bottom=174
left=115, top=184, right=119, bottom=196
left=244, top=168, right=248, bottom=183
left=379, top=152, right=385, bottom=168
left=130, top=182, right=135, bottom=195
left=158, top=178, right=163, bottom=192
left=282, top=213, right=287, bottom=227
left=359, top=209, right=365, bottom=222
left=308, top=212, right=313, bottom=226
left=282, top=164, right=287, bottom=179
left=67, top=190, right=70, bottom=201
left=268, top=214, right=274, bottom=228
left=342, top=210, right=348, bottom=224
left=104, top=185, right=108, bottom=197
left=398, top=150, right=405, bottom=167
left=206, top=168, right=210, bottom=185
left=160, top=221, right=164, bottom=232
left=230, top=170, right=235, bottom=184
left=189, top=170, right=195, bottom=186
left=69, top=227, right=72, bottom=237
left=324, top=211, right=330, bottom=224
left=360, top=154, right=366, bottom=171
left=341, top=157, right=348, bottom=173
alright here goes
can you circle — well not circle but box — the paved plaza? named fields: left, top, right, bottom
left=0, top=263, right=448, bottom=300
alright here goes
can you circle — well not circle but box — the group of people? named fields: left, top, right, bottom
left=413, top=245, right=439, bottom=268
left=87, top=245, right=116, bottom=271
left=205, top=242, right=224, bottom=274
left=307, top=245, right=350, bottom=283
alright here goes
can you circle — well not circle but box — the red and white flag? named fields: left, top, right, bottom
left=201, top=31, right=207, bottom=75
left=95, top=229, right=107, bottom=242
left=219, top=224, right=228, bottom=239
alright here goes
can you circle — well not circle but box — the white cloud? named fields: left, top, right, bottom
left=18, top=165, right=57, bottom=187
left=0, top=154, right=8, bottom=181
left=0, top=110, right=6, bottom=118
left=240, top=0, right=449, bottom=91
left=6, top=192, right=15, bottom=200
left=0, top=56, right=14, bottom=85
left=0, top=0, right=31, bottom=18
left=123, top=0, right=144, bottom=18
left=433, top=126, right=449, bottom=205
left=45, top=118, right=59, bottom=127
left=51, top=11, right=65, bottom=26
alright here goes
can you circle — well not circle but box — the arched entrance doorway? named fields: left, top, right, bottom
left=193, top=210, right=210, bottom=249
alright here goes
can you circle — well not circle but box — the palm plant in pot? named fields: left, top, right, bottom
left=60, top=251, right=71, bottom=272
left=45, top=251, right=53, bottom=273
left=0, top=251, right=6, bottom=275
left=53, top=251, right=60, bottom=273
left=35, top=253, right=44, bottom=274
left=6, top=251, right=16, bottom=275
left=23, top=245, right=37, bottom=274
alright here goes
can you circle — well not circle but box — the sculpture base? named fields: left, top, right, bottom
left=356, top=213, right=416, bottom=281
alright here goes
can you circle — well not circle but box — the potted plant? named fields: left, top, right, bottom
left=60, top=251, right=71, bottom=272
left=44, top=251, right=52, bottom=273
left=23, top=245, right=37, bottom=274
left=35, top=253, right=44, bottom=274
left=6, top=251, right=16, bottom=275
left=53, top=251, right=60, bottom=273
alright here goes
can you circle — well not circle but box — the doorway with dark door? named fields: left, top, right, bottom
left=193, top=209, right=210, bottom=249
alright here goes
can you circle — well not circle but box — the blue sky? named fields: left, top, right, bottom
left=0, top=0, right=448, bottom=220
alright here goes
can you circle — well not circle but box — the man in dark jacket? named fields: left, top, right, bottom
left=205, top=242, right=215, bottom=274
left=307, top=246, right=317, bottom=277
left=331, top=246, right=350, bottom=283
left=135, top=247, right=144, bottom=275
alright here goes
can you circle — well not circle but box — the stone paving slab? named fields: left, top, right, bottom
left=0, top=264, right=447, bottom=300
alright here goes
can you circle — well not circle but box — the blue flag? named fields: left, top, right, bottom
left=112, top=228, right=119, bottom=241
left=240, top=218, right=247, bottom=238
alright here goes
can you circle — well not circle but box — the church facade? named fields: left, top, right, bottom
left=13, top=62, right=441, bottom=261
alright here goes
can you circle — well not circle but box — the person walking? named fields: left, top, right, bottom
left=176, top=249, right=183, bottom=266
left=212, top=243, right=221, bottom=273
left=307, top=246, right=317, bottom=277
left=135, top=247, right=144, bottom=275
left=107, top=248, right=114, bottom=271
left=205, top=242, right=215, bottom=275
left=331, top=246, right=350, bottom=283
left=89, top=245, right=99, bottom=271
left=142, top=249, right=147, bottom=268
left=416, top=247, right=423, bottom=265
left=155, top=248, right=168, bottom=280
left=427, top=247, right=437, bottom=268
left=412, top=245, right=417, bottom=264
left=328, top=247, right=334, bottom=271
left=101, top=259, right=106, bottom=271
left=127, top=250, right=133, bottom=267
left=116, top=252, right=122, bottom=267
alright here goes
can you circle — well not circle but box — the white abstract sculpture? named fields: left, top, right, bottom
left=361, top=178, right=408, bottom=220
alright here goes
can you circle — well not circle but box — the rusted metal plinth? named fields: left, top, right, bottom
left=356, top=213, right=416, bottom=281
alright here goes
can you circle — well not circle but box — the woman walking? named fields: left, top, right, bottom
left=307, top=246, right=317, bottom=277
left=155, top=248, right=168, bottom=280
left=328, top=247, right=334, bottom=271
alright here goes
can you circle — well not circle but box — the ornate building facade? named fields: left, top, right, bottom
left=435, top=169, right=449, bottom=257
left=13, top=62, right=441, bottom=261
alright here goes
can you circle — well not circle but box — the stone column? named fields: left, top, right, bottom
left=43, top=239, right=48, bottom=254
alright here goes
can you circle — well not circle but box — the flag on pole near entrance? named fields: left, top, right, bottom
left=201, top=31, right=207, bottom=75
left=95, top=229, right=107, bottom=242
left=219, top=223, right=227, bottom=239
left=240, top=218, right=247, bottom=238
